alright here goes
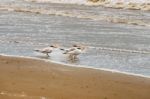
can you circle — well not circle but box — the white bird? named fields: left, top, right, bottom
left=60, top=47, right=76, bottom=53
left=60, top=47, right=83, bottom=60
left=34, top=45, right=58, bottom=57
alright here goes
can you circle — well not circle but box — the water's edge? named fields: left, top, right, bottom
left=1, top=54, right=150, bottom=79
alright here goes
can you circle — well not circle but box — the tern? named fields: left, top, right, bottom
left=60, top=46, right=84, bottom=60
left=34, top=45, right=58, bottom=57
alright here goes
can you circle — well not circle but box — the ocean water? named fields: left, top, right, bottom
left=0, top=0, right=150, bottom=77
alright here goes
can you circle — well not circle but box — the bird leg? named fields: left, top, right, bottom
left=46, top=53, right=50, bottom=57
left=73, top=55, right=75, bottom=60
left=69, top=54, right=72, bottom=59
left=68, top=54, right=73, bottom=60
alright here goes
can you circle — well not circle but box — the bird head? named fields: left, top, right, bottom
left=72, top=43, right=87, bottom=51
left=49, top=43, right=59, bottom=48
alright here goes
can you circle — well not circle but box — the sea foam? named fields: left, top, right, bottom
left=25, top=0, right=150, bottom=11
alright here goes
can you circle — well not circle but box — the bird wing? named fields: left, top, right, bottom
left=41, top=47, right=52, bottom=53
left=63, top=47, right=76, bottom=54
left=34, top=47, right=52, bottom=53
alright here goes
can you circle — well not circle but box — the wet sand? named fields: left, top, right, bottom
left=0, top=55, right=150, bottom=99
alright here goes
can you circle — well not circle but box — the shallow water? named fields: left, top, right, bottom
left=0, top=0, right=150, bottom=76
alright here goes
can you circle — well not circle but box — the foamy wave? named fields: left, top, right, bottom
left=92, top=46, right=150, bottom=54
left=24, top=0, right=150, bottom=11
left=88, top=0, right=150, bottom=11
left=25, top=0, right=87, bottom=4
left=0, top=4, right=149, bottom=27
left=109, top=0, right=150, bottom=3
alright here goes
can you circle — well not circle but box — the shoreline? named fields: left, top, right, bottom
left=1, top=54, right=150, bottom=78
left=0, top=55, right=150, bottom=99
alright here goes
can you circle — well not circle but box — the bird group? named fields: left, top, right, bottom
left=34, top=43, right=86, bottom=60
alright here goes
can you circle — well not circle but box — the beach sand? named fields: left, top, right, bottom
left=0, top=55, right=150, bottom=99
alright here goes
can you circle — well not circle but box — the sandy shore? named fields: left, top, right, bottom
left=0, top=55, right=150, bottom=99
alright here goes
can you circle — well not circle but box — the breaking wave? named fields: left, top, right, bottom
left=24, top=0, right=150, bottom=11
left=0, top=4, right=149, bottom=27
left=24, top=0, right=88, bottom=4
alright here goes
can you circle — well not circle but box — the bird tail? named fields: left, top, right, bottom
left=34, top=49, right=40, bottom=52
left=60, top=48, right=65, bottom=51
left=60, top=48, right=67, bottom=54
